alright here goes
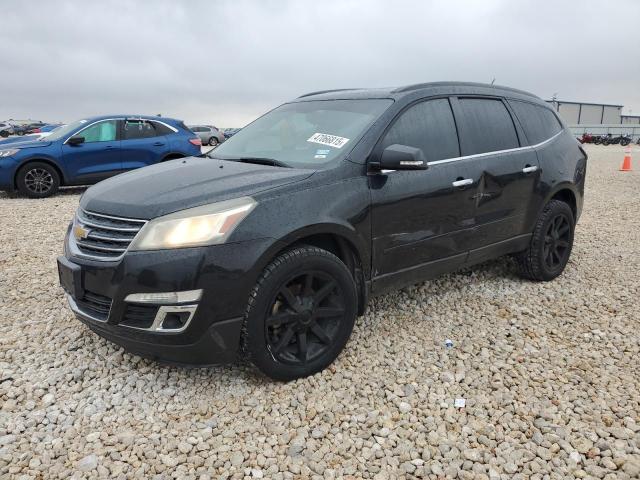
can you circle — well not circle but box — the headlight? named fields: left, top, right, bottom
left=129, top=196, right=256, bottom=251
left=0, top=149, right=19, bottom=158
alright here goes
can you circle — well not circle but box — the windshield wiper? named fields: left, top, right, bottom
left=216, top=156, right=291, bottom=168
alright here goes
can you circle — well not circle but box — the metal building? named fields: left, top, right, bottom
left=546, top=100, right=623, bottom=125
left=621, top=115, right=640, bottom=125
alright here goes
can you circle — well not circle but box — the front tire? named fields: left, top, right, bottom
left=16, top=162, right=60, bottom=198
left=244, top=246, right=358, bottom=381
left=515, top=200, right=575, bottom=281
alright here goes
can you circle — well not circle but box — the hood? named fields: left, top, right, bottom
left=0, top=139, right=52, bottom=149
left=80, top=156, right=315, bottom=219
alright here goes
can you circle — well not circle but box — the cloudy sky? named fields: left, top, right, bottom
left=2, top=0, right=639, bottom=126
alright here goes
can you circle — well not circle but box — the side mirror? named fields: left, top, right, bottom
left=372, top=144, right=428, bottom=172
left=67, top=136, right=85, bottom=146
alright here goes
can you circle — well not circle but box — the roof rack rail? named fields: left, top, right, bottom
left=391, top=81, right=538, bottom=98
left=297, top=88, right=359, bottom=98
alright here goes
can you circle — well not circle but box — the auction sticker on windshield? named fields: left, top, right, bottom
left=307, top=133, right=350, bottom=149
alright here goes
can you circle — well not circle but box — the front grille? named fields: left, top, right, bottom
left=75, top=290, right=112, bottom=321
left=120, top=304, right=158, bottom=329
left=74, top=210, right=146, bottom=260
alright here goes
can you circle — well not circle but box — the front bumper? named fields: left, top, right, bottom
left=0, top=158, right=19, bottom=191
left=59, top=227, right=276, bottom=365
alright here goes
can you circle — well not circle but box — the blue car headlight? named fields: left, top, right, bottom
left=0, top=148, right=19, bottom=158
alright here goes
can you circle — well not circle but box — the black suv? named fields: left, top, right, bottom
left=58, top=82, right=587, bottom=380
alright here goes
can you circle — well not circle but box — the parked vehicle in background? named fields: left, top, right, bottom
left=223, top=128, right=241, bottom=139
left=577, top=133, right=593, bottom=144
left=0, top=115, right=201, bottom=198
left=0, top=122, right=14, bottom=137
left=614, top=134, right=632, bottom=146
left=27, top=123, right=62, bottom=135
left=57, top=82, right=586, bottom=380
left=593, top=134, right=610, bottom=145
left=188, top=125, right=225, bottom=146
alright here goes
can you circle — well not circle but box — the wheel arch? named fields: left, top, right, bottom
left=14, top=158, right=67, bottom=188
left=544, top=184, right=579, bottom=220
left=255, top=224, right=370, bottom=316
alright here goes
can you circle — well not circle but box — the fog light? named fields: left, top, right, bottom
left=161, top=311, right=191, bottom=330
left=125, top=289, right=202, bottom=305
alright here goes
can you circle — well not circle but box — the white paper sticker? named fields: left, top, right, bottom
left=454, top=398, right=466, bottom=408
left=307, top=133, right=350, bottom=149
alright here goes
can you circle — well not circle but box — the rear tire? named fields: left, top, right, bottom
left=621, top=139, right=630, bottom=147
left=208, top=137, right=218, bottom=147
left=16, top=162, right=60, bottom=198
left=514, top=200, right=575, bottom=281
left=0, top=131, right=8, bottom=138
left=244, top=246, right=358, bottom=381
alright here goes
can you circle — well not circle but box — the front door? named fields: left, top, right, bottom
left=369, top=97, right=477, bottom=292
left=61, top=119, right=121, bottom=184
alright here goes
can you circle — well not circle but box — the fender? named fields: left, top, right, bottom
left=253, top=222, right=370, bottom=279
left=539, top=181, right=581, bottom=219
left=14, top=156, right=69, bottom=186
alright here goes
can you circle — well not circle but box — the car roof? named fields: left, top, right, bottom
left=83, top=114, right=182, bottom=123
left=293, top=81, right=543, bottom=105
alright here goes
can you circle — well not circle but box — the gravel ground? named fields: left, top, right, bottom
left=1, top=145, right=639, bottom=479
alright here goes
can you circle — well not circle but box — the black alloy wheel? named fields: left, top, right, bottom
left=543, top=213, right=571, bottom=270
left=514, top=199, right=575, bottom=281
left=265, top=271, right=345, bottom=366
left=244, top=246, right=358, bottom=381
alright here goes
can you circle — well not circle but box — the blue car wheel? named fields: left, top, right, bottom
left=17, top=162, right=60, bottom=198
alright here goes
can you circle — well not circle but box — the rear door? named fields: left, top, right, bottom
left=451, top=97, right=540, bottom=260
left=370, top=97, right=479, bottom=291
left=120, top=119, right=171, bottom=170
left=61, top=119, right=121, bottom=183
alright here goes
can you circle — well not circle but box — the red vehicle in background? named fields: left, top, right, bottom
left=577, top=133, right=594, bottom=144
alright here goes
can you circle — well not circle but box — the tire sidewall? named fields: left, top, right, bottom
left=246, top=248, right=358, bottom=381
left=534, top=202, right=575, bottom=281
left=17, top=162, right=60, bottom=198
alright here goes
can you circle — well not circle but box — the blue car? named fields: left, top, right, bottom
left=0, top=115, right=202, bottom=198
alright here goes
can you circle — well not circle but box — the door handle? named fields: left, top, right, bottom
left=153, top=142, right=165, bottom=146
left=452, top=178, right=473, bottom=188
left=522, top=165, right=539, bottom=173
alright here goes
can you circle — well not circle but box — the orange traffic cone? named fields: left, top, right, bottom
left=620, top=148, right=632, bottom=171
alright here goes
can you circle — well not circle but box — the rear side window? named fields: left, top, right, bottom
left=123, top=120, right=162, bottom=140
left=509, top=100, right=562, bottom=145
left=381, top=98, right=460, bottom=162
left=151, top=121, right=174, bottom=135
left=457, top=98, right=519, bottom=155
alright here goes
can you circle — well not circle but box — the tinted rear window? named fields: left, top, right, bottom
left=381, top=98, right=460, bottom=162
left=509, top=100, right=562, bottom=145
left=457, top=98, right=519, bottom=155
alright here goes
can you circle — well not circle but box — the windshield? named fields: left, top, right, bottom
left=45, top=119, right=92, bottom=142
left=212, top=99, right=392, bottom=168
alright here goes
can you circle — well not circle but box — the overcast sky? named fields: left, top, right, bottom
left=2, top=0, right=639, bottom=126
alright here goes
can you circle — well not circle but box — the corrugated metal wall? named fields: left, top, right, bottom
left=548, top=101, right=623, bottom=125
left=622, top=116, right=640, bottom=125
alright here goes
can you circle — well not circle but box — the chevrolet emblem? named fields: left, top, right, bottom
left=73, top=224, right=90, bottom=240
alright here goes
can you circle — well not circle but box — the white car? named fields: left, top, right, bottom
left=0, top=122, right=14, bottom=137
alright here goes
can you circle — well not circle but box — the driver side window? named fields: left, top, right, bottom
left=80, top=120, right=117, bottom=143
left=382, top=98, right=460, bottom=162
